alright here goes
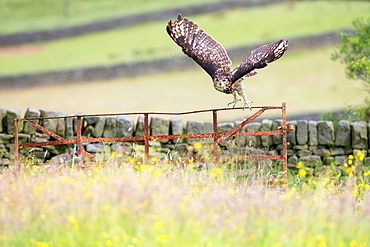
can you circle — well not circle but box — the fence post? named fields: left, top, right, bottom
left=14, top=119, right=19, bottom=170
left=212, top=110, right=219, bottom=162
left=144, top=113, right=149, bottom=161
left=282, top=102, right=288, bottom=185
left=76, top=116, right=83, bottom=166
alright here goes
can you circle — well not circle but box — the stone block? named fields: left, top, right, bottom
left=40, top=110, right=59, bottom=134
left=0, top=109, right=6, bottom=133
left=22, top=107, right=40, bottom=135
left=336, top=120, right=351, bottom=146
left=323, top=157, right=335, bottom=166
left=150, top=117, right=170, bottom=143
left=234, top=120, right=247, bottom=147
left=287, top=121, right=297, bottom=145
left=272, top=120, right=282, bottom=145
left=84, top=116, right=100, bottom=126
left=103, top=116, right=117, bottom=138
left=296, top=120, right=308, bottom=145
left=6, top=108, right=21, bottom=135
left=170, top=118, right=183, bottom=135
left=65, top=116, right=74, bottom=139
left=111, top=143, right=132, bottom=154
left=317, top=121, right=335, bottom=145
left=364, top=157, right=370, bottom=167
left=117, top=116, right=134, bottom=137
left=203, top=122, right=213, bottom=144
left=297, top=149, right=312, bottom=157
left=185, top=120, right=203, bottom=144
left=93, top=117, right=107, bottom=138
left=330, top=147, right=345, bottom=156
left=351, top=121, right=367, bottom=149
left=82, top=126, right=94, bottom=137
left=299, top=155, right=322, bottom=167
left=246, top=122, right=261, bottom=147
left=56, top=112, right=66, bottom=137
left=218, top=122, right=234, bottom=133
left=261, top=119, right=273, bottom=147
left=313, top=148, right=331, bottom=157
left=288, top=155, right=299, bottom=165
left=335, top=156, right=346, bottom=166
left=293, top=145, right=308, bottom=150
left=86, top=143, right=106, bottom=153
left=134, top=115, right=144, bottom=137
left=308, top=121, right=318, bottom=146
left=170, top=118, right=183, bottom=144
left=287, top=149, right=296, bottom=156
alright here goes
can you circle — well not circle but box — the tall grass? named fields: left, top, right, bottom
left=1, top=153, right=370, bottom=247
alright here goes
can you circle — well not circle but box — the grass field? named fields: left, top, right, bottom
left=1, top=153, right=370, bottom=246
left=0, top=1, right=369, bottom=76
left=0, top=0, right=222, bottom=34
left=1, top=46, right=367, bottom=122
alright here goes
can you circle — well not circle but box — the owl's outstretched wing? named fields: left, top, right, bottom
left=231, top=39, right=288, bottom=83
left=166, top=14, right=232, bottom=78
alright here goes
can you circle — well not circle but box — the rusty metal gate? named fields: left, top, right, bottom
left=14, top=102, right=293, bottom=183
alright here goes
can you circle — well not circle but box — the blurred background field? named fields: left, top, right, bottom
left=0, top=0, right=225, bottom=34
left=0, top=1, right=368, bottom=75
left=0, top=0, right=369, bottom=122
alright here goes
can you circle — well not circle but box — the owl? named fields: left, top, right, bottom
left=167, top=14, right=288, bottom=110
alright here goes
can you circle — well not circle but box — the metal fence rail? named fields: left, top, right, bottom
left=14, top=102, right=293, bottom=184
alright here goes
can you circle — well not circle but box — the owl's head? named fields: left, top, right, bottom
left=213, top=78, right=228, bottom=92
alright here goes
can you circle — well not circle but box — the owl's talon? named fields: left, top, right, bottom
left=227, top=98, right=241, bottom=108
left=243, top=100, right=253, bottom=111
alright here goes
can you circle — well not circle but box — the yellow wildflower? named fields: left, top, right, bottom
left=194, top=142, right=203, bottom=150
left=157, top=234, right=171, bottom=242
left=37, top=242, right=49, bottom=247
left=296, top=161, right=304, bottom=168
left=298, top=169, right=307, bottom=177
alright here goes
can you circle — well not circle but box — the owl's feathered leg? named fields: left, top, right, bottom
left=237, top=89, right=253, bottom=111
left=229, top=80, right=253, bottom=110
left=227, top=92, right=241, bottom=108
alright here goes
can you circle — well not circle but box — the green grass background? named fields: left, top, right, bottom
left=0, top=0, right=222, bottom=34
left=0, top=1, right=369, bottom=75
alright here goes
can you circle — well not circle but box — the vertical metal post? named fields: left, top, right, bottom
left=76, top=116, right=83, bottom=167
left=143, top=113, right=149, bottom=161
left=212, top=110, right=219, bottom=162
left=281, top=102, right=288, bottom=185
left=14, top=119, right=20, bottom=170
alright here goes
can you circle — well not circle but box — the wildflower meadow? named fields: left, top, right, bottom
left=1, top=146, right=370, bottom=247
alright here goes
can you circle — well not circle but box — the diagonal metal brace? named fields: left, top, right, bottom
left=214, top=108, right=266, bottom=144
left=25, top=120, right=99, bottom=162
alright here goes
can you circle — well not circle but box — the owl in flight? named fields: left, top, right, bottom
left=166, top=14, right=288, bottom=110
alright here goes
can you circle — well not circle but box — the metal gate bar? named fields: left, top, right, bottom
left=13, top=102, right=292, bottom=183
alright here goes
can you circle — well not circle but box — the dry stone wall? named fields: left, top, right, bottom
left=1, top=107, right=370, bottom=168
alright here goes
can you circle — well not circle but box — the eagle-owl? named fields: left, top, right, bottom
left=166, top=14, right=288, bottom=110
